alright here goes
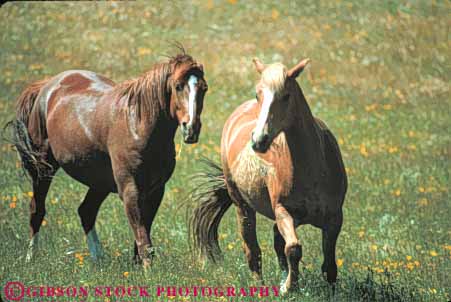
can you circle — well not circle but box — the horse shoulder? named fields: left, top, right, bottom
left=222, top=99, right=258, bottom=165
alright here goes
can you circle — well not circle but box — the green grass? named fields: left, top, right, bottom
left=0, top=1, right=449, bottom=301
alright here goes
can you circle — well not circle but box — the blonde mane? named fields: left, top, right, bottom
left=260, top=63, right=287, bottom=93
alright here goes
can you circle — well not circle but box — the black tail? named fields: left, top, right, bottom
left=2, top=79, right=52, bottom=179
left=189, top=157, right=233, bottom=263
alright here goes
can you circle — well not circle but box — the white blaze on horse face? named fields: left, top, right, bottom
left=252, top=87, right=274, bottom=142
left=187, top=75, right=198, bottom=126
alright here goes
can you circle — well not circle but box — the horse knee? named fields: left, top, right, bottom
left=77, top=203, right=86, bottom=218
left=77, top=204, right=91, bottom=231
left=285, top=243, right=302, bottom=264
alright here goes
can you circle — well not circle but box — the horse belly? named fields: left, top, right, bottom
left=59, top=152, right=117, bottom=192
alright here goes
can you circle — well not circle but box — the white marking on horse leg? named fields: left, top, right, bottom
left=87, top=227, right=103, bottom=261
left=25, top=233, right=39, bottom=262
left=187, top=75, right=198, bottom=126
left=252, top=87, right=273, bottom=142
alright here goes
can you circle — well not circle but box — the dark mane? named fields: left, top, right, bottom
left=112, top=53, right=197, bottom=122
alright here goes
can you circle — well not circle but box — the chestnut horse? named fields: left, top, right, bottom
left=7, top=52, right=208, bottom=267
left=190, top=58, right=346, bottom=294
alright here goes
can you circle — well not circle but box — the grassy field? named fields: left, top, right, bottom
left=0, top=1, right=449, bottom=301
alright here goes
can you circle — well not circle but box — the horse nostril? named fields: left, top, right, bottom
left=182, top=122, right=187, bottom=129
left=261, top=134, right=269, bottom=144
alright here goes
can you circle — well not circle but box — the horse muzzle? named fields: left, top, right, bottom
left=251, top=132, right=270, bottom=153
left=181, top=123, right=200, bottom=144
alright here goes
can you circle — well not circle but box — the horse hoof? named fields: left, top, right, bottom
left=25, top=251, right=34, bottom=263
left=142, top=258, right=152, bottom=271
left=280, top=285, right=287, bottom=296
left=251, top=272, right=264, bottom=285
left=279, top=271, right=289, bottom=296
left=90, top=253, right=104, bottom=263
left=26, top=234, right=39, bottom=262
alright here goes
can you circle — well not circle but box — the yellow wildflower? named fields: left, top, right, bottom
left=360, top=144, right=369, bottom=157
left=388, top=146, right=398, bottom=153
left=417, top=198, right=428, bottom=206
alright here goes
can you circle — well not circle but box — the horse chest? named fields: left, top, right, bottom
left=142, top=146, right=176, bottom=183
left=228, top=143, right=276, bottom=218
left=231, top=143, right=272, bottom=193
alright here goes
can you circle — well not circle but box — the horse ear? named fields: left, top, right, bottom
left=287, top=58, right=310, bottom=78
left=252, top=58, right=265, bottom=73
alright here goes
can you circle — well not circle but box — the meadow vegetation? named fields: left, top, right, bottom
left=0, top=1, right=449, bottom=301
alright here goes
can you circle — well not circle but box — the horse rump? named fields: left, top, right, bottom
left=2, top=79, right=53, bottom=179
left=188, top=157, right=232, bottom=263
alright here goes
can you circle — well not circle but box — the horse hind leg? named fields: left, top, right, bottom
left=236, top=203, right=263, bottom=283
left=274, top=205, right=302, bottom=295
left=78, top=188, right=109, bottom=261
left=25, top=164, right=58, bottom=262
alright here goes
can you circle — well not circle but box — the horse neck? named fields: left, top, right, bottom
left=285, top=84, right=327, bottom=186
left=142, top=100, right=179, bottom=147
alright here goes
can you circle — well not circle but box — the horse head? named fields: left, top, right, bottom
left=251, top=57, right=310, bottom=153
left=169, top=55, right=208, bottom=144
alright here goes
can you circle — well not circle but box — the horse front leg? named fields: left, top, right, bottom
left=274, top=204, right=302, bottom=295
left=119, top=179, right=153, bottom=268
left=321, top=210, right=343, bottom=286
left=273, top=223, right=288, bottom=288
left=236, top=203, right=263, bottom=283
left=133, top=185, right=165, bottom=263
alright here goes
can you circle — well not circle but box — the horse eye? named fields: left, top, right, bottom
left=176, top=83, right=183, bottom=92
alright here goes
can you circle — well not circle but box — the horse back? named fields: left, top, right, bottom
left=42, top=70, right=113, bottom=144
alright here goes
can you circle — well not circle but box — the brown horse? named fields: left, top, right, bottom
left=7, top=52, right=208, bottom=267
left=190, top=58, right=346, bottom=294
